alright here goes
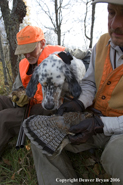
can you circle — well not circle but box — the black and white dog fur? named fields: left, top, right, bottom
left=26, top=53, right=86, bottom=110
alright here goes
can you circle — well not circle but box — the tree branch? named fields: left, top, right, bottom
left=84, top=1, right=90, bottom=40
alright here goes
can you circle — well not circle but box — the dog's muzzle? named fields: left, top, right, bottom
left=44, top=102, right=55, bottom=110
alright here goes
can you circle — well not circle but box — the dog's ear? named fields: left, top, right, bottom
left=64, top=70, right=82, bottom=99
left=26, top=67, right=39, bottom=98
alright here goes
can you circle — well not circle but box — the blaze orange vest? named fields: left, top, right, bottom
left=19, top=45, right=65, bottom=105
left=94, top=33, right=123, bottom=117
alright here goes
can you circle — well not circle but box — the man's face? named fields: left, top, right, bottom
left=108, top=4, right=123, bottom=47
left=24, top=41, right=43, bottom=64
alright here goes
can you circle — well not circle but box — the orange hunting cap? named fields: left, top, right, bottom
left=15, top=25, right=45, bottom=55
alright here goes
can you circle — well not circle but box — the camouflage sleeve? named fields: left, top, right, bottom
left=65, top=48, right=88, bottom=60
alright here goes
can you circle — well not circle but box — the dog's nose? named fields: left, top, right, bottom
left=44, top=103, right=55, bottom=110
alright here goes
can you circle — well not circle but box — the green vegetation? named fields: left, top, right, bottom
left=0, top=62, right=6, bottom=94
left=0, top=137, right=112, bottom=185
left=0, top=137, right=38, bottom=185
left=68, top=149, right=111, bottom=185
left=0, top=62, right=13, bottom=95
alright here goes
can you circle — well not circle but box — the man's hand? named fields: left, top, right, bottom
left=12, top=89, right=29, bottom=107
left=57, top=100, right=85, bottom=116
left=68, top=116, right=104, bottom=145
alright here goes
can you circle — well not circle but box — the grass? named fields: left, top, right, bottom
left=67, top=149, right=111, bottom=185
left=0, top=137, right=112, bottom=185
left=0, top=137, right=38, bottom=185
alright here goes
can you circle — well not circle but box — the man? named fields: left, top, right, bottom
left=0, top=25, right=67, bottom=156
left=31, top=0, right=123, bottom=185
left=0, top=25, right=89, bottom=156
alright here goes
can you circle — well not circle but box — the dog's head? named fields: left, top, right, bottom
left=26, top=54, right=82, bottom=110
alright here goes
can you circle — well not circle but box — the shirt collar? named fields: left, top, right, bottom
left=108, top=38, right=123, bottom=53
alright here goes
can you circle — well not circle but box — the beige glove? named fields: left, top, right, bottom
left=12, top=89, right=29, bottom=107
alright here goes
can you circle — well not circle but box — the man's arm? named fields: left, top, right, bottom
left=76, top=45, right=123, bottom=137
left=101, top=116, right=123, bottom=136
left=65, top=45, right=97, bottom=109
left=12, top=73, right=23, bottom=91
left=78, top=45, right=97, bottom=108
left=68, top=44, right=123, bottom=143
left=11, top=73, right=29, bottom=107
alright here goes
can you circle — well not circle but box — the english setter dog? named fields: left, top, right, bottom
left=26, top=52, right=86, bottom=111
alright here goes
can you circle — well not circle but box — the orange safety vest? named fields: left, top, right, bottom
left=19, top=45, right=65, bottom=105
left=93, top=33, right=123, bottom=117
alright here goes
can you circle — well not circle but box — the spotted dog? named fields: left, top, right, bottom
left=26, top=53, right=86, bottom=110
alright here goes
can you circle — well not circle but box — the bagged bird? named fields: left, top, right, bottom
left=23, top=112, right=93, bottom=156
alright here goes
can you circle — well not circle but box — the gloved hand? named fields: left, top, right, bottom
left=12, top=89, right=29, bottom=107
left=57, top=100, right=85, bottom=116
left=68, top=115, right=104, bottom=145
